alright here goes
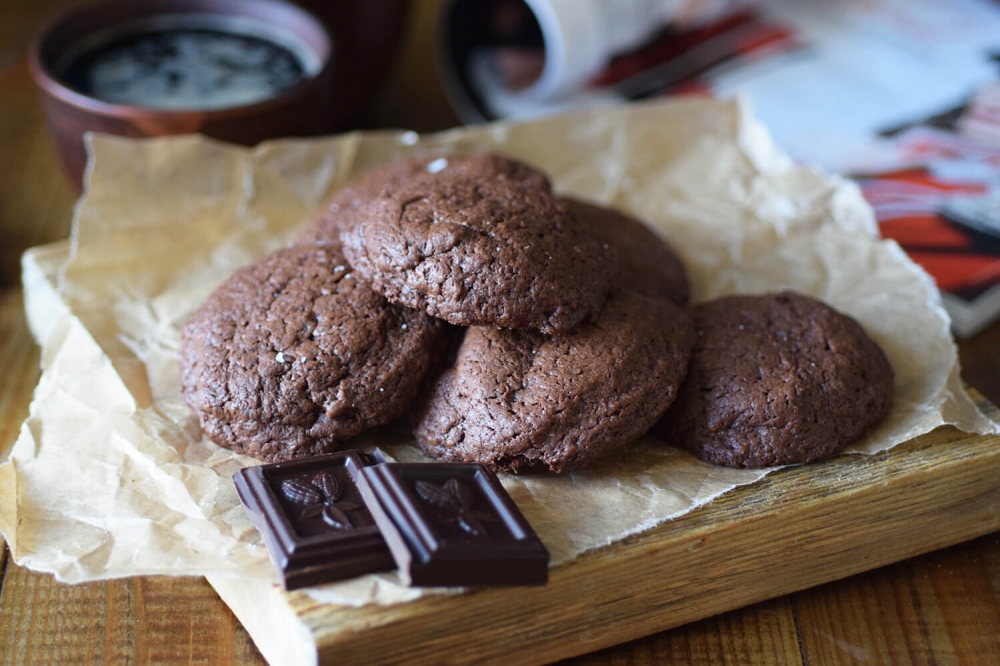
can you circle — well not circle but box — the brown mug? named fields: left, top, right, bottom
left=29, top=0, right=336, bottom=191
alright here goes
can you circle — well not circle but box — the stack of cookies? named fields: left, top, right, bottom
left=180, top=153, right=894, bottom=471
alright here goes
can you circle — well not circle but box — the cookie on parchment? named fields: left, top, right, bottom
left=179, top=245, right=449, bottom=462
left=658, top=291, right=894, bottom=468
left=297, top=159, right=430, bottom=248
left=564, top=197, right=690, bottom=305
left=341, top=171, right=617, bottom=334
left=298, top=153, right=551, bottom=247
left=413, top=289, right=696, bottom=473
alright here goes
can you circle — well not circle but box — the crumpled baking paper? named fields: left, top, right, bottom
left=1, top=97, right=995, bottom=609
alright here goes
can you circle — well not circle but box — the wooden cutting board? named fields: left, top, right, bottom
left=22, top=242, right=1000, bottom=666
left=209, top=393, right=1000, bottom=666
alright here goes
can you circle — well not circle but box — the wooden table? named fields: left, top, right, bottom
left=1, top=1, right=999, bottom=663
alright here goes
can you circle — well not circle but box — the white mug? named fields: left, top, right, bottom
left=522, top=0, right=741, bottom=100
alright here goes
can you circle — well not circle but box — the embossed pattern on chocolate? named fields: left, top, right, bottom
left=279, top=471, right=363, bottom=530
left=233, top=450, right=394, bottom=590
left=414, top=479, right=495, bottom=537
left=356, top=462, right=549, bottom=587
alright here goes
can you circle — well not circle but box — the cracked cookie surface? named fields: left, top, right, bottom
left=564, top=197, right=690, bottom=305
left=413, top=289, right=696, bottom=473
left=298, top=153, right=551, bottom=248
left=342, top=170, right=616, bottom=333
left=658, top=291, right=894, bottom=467
left=179, top=245, right=449, bottom=462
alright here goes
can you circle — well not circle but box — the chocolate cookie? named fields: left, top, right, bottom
left=298, top=153, right=551, bottom=247
left=564, top=198, right=690, bottom=305
left=659, top=291, right=894, bottom=468
left=179, top=245, right=449, bottom=462
left=342, top=171, right=617, bottom=333
left=413, top=289, right=696, bottom=473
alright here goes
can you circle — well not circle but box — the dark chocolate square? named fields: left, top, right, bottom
left=233, top=450, right=395, bottom=590
left=357, top=462, right=549, bottom=587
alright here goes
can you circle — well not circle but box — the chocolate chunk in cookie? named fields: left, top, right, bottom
left=342, top=171, right=616, bottom=334
left=298, top=153, right=551, bottom=248
left=564, top=198, right=690, bottom=305
left=413, top=289, right=696, bottom=473
left=659, top=291, right=894, bottom=468
left=179, top=245, right=449, bottom=462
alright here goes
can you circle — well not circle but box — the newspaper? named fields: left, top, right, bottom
left=451, top=0, right=1000, bottom=170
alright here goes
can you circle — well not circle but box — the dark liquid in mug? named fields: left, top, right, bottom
left=63, top=29, right=308, bottom=110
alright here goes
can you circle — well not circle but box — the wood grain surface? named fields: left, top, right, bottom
left=1, top=1, right=999, bottom=664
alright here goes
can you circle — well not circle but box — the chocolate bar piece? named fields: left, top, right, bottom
left=357, top=462, right=549, bottom=587
left=233, top=450, right=395, bottom=590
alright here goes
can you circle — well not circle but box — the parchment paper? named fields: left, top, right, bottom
left=1, top=98, right=995, bottom=607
